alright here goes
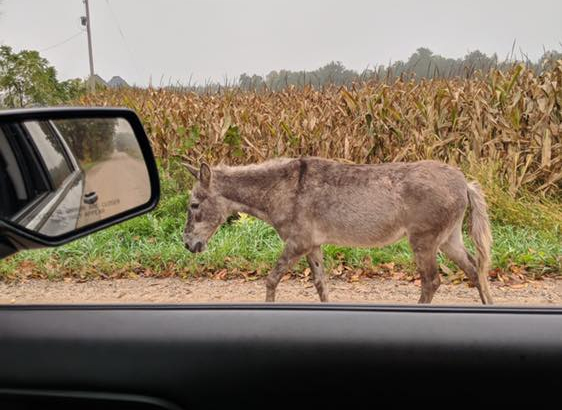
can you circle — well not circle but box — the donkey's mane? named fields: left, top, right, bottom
left=214, top=157, right=294, bottom=175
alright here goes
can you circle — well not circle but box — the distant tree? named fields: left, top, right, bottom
left=0, top=45, right=85, bottom=108
left=537, top=50, right=562, bottom=71
left=315, top=61, right=358, bottom=87
left=461, top=50, right=496, bottom=76
left=385, top=48, right=511, bottom=80
left=239, top=73, right=264, bottom=91
left=204, top=46, right=562, bottom=93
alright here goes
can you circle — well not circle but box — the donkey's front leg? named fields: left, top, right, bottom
left=265, top=243, right=306, bottom=302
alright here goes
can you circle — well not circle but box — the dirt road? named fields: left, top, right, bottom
left=77, top=151, right=150, bottom=228
left=1, top=277, right=560, bottom=305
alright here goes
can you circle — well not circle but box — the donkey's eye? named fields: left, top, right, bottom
left=191, top=203, right=199, bottom=209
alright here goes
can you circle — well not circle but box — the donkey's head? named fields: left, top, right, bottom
left=183, top=163, right=229, bottom=253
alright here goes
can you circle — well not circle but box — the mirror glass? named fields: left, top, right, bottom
left=0, top=116, right=151, bottom=237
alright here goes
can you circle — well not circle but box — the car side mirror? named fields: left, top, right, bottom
left=0, top=107, right=160, bottom=258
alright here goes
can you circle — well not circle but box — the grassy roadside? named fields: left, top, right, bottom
left=1, top=164, right=560, bottom=282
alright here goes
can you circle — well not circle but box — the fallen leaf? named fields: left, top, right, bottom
left=215, top=269, right=228, bottom=280
left=380, top=262, right=395, bottom=271
left=393, top=272, right=406, bottom=281
left=349, top=273, right=361, bottom=283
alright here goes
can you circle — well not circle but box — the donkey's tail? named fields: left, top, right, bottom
left=466, top=181, right=493, bottom=303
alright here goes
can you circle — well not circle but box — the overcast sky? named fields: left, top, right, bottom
left=1, top=0, right=561, bottom=86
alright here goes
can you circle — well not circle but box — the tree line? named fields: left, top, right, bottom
left=235, top=48, right=562, bottom=92
left=2, top=43, right=561, bottom=106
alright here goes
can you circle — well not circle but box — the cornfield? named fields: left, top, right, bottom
left=79, top=61, right=562, bottom=196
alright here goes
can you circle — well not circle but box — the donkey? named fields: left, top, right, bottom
left=183, top=157, right=494, bottom=304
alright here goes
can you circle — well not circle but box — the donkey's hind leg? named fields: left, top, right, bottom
left=265, top=243, right=307, bottom=302
left=409, top=234, right=440, bottom=304
left=440, top=224, right=493, bottom=305
left=307, top=247, right=329, bottom=302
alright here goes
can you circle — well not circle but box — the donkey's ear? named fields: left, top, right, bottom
left=183, top=162, right=199, bottom=179
left=200, top=163, right=212, bottom=188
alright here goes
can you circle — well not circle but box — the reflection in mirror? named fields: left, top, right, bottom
left=0, top=117, right=150, bottom=237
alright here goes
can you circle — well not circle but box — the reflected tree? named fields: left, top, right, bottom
left=53, top=119, right=117, bottom=166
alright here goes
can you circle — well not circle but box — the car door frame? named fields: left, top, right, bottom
left=10, top=120, right=84, bottom=232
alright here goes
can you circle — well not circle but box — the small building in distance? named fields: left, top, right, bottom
left=107, top=76, right=129, bottom=88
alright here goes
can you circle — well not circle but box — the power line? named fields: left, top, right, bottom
left=104, top=0, right=141, bottom=81
left=105, top=0, right=126, bottom=41
left=40, top=31, right=84, bottom=52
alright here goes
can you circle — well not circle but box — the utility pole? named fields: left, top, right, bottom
left=82, top=0, right=95, bottom=93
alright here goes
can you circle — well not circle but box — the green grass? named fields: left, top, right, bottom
left=0, top=164, right=560, bottom=281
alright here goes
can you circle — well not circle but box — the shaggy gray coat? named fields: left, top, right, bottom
left=184, top=157, right=493, bottom=304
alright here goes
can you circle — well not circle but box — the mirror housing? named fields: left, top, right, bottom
left=0, top=107, right=160, bottom=258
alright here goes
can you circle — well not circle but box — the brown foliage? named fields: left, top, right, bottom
left=79, top=62, right=562, bottom=196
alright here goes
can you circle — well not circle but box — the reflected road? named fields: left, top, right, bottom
left=77, top=151, right=150, bottom=228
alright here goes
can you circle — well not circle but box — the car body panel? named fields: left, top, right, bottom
left=0, top=304, right=560, bottom=408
